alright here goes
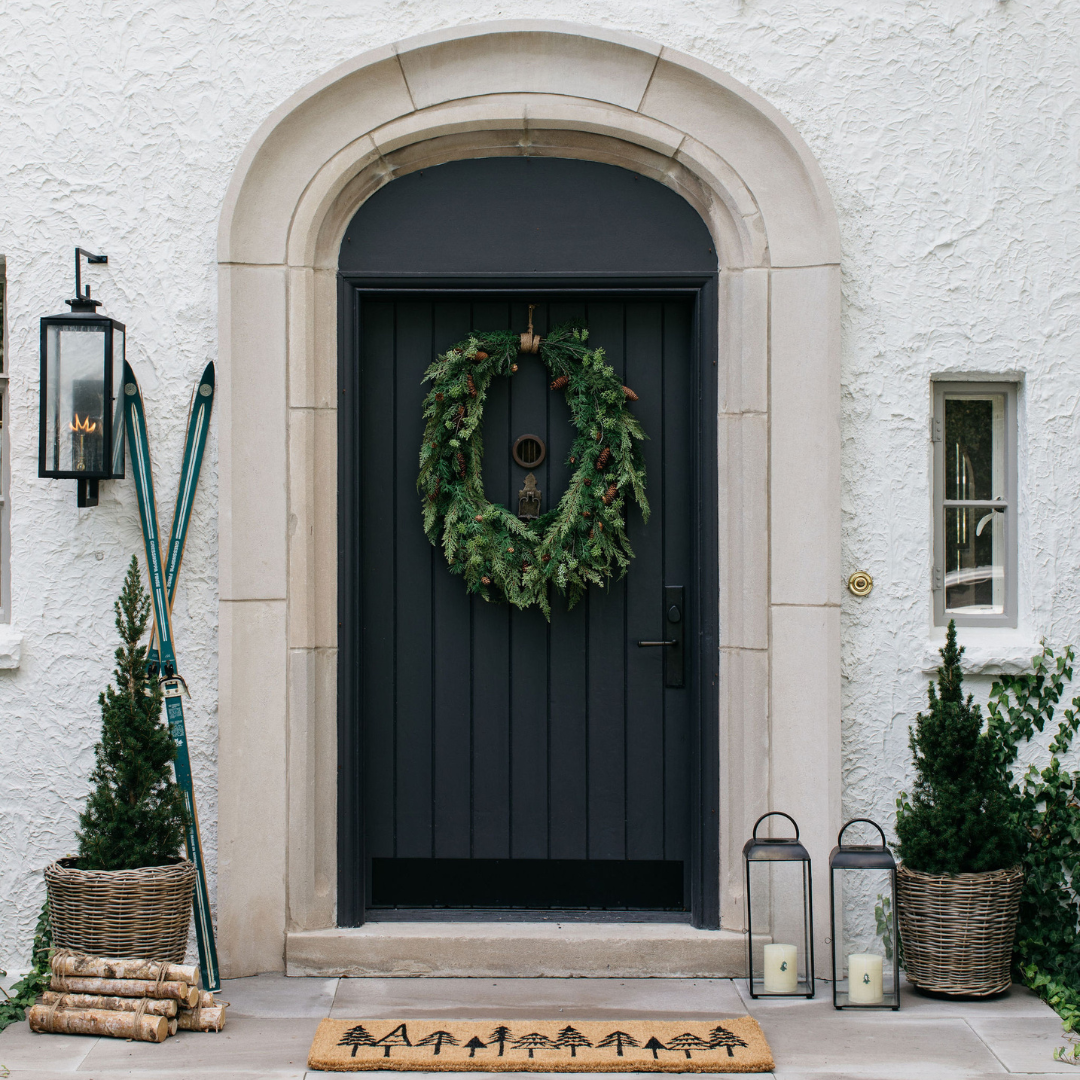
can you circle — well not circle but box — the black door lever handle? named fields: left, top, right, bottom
left=637, top=640, right=677, bottom=647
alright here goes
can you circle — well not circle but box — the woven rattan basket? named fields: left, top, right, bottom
left=45, top=857, right=196, bottom=963
left=897, top=863, right=1023, bottom=996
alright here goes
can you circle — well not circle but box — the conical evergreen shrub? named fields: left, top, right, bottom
left=895, top=620, right=1022, bottom=875
left=76, top=556, right=186, bottom=871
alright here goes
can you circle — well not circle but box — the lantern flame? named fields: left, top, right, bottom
left=70, top=414, right=97, bottom=434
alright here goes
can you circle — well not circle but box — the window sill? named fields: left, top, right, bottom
left=921, top=629, right=1042, bottom=676
left=0, top=624, right=23, bottom=669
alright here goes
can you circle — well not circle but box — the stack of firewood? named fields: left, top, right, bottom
left=27, top=951, right=226, bottom=1043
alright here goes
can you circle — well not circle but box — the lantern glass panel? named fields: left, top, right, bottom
left=832, top=866, right=898, bottom=1008
left=44, top=322, right=107, bottom=475
left=110, top=326, right=125, bottom=475
left=747, top=858, right=814, bottom=996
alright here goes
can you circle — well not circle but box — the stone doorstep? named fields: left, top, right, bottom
left=286, top=924, right=749, bottom=978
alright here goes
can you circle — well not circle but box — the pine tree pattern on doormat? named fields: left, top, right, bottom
left=308, top=1018, right=773, bottom=1073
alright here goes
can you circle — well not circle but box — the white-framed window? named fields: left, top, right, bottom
left=0, top=256, right=8, bottom=623
left=932, top=381, right=1017, bottom=627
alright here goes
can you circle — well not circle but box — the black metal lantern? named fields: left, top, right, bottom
left=39, top=248, right=125, bottom=507
left=743, top=812, right=815, bottom=998
left=829, top=818, right=900, bottom=1010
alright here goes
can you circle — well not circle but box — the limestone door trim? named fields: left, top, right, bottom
left=217, top=19, right=841, bottom=976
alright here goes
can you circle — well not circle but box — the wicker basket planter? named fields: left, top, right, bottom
left=45, top=857, right=196, bottom=963
left=896, top=863, right=1023, bottom=996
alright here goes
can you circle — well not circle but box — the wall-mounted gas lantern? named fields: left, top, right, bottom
left=39, top=248, right=125, bottom=506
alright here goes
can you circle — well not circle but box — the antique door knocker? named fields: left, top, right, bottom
left=518, top=473, right=541, bottom=520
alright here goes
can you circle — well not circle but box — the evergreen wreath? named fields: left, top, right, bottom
left=418, top=318, right=649, bottom=618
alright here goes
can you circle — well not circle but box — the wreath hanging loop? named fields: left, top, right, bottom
left=519, top=302, right=542, bottom=354
left=417, top=319, right=649, bottom=618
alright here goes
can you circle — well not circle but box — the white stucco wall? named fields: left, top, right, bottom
left=1, top=0, right=1078, bottom=969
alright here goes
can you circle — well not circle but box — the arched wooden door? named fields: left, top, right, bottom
left=338, top=158, right=720, bottom=926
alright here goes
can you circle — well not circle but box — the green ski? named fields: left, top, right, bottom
left=147, top=362, right=215, bottom=672
left=123, top=361, right=220, bottom=991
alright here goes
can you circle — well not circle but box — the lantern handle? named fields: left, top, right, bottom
left=837, top=817, right=887, bottom=850
left=751, top=811, right=800, bottom=842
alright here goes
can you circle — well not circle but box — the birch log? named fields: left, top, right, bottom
left=168, top=1018, right=178, bottom=1036
left=40, top=990, right=177, bottom=1016
left=50, top=975, right=198, bottom=1006
left=51, top=952, right=199, bottom=985
left=177, top=1004, right=226, bottom=1032
left=28, top=1005, right=168, bottom=1043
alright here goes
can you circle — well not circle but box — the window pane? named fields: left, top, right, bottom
left=944, top=505, right=1005, bottom=614
left=944, top=394, right=1005, bottom=501
left=44, top=323, right=106, bottom=473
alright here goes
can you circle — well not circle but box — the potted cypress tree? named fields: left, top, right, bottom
left=45, top=557, right=195, bottom=961
left=895, top=621, right=1024, bottom=996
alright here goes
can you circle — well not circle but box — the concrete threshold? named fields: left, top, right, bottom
left=286, top=922, right=748, bottom=978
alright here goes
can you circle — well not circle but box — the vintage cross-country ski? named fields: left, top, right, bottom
left=147, top=362, right=215, bottom=673
left=123, top=360, right=220, bottom=991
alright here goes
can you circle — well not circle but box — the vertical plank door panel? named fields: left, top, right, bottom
left=662, top=301, right=694, bottom=861
left=392, top=302, right=435, bottom=858
left=431, top=301, right=476, bottom=859
left=508, top=301, right=551, bottom=859
left=623, top=302, right=667, bottom=861
left=583, top=302, right=628, bottom=861
left=469, top=301, right=513, bottom=860
left=359, top=301, right=397, bottom=861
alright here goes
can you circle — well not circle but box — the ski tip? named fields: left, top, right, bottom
left=123, top=359, right=138, bottom=385
left=198, top=361, right=215, bottom=394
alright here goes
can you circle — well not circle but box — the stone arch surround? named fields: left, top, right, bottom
left=217, top=20, right=840, bottom=977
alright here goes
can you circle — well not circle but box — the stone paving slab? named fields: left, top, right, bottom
left=0, top=1019, right=96, bottom=1071
left=77, top=1017, right=319, bottom=1073
left=967, top=1016, right=1077, bottom=1074
left=330, top=976, right=748, bottom=1019
left=221, top=974, right=339, bottom=1017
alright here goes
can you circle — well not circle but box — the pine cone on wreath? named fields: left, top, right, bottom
left=596, top=447, right=612, bottom=470
left=622, top=385, right=639, bottom=402
left=602, top=482, right=618, bottom=505
left=474, top=351, right=488, bottom=362
left=588, top=528, right=595, bottom=539
left=511, top=364, right=519, bottom=373
left=435, top=392, right=444, bottom=402
left=457, top=451, right=466, bottom=477
left=550, top=374, right=569, bottom=390
left=542, top=554, right=551, bottom=563
left=481, top=576, right=491, bottom=585
left=583, top=478, right=592, bottom=486
left=467, top=374, right=477, bottom=397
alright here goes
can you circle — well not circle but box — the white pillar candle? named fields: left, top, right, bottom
left=762, top=943, right=798, bottom=993
left=847, top=952, right=884, bottom=1004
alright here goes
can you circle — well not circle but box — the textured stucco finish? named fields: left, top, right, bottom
left=1, top=1, right=1078, bottom=971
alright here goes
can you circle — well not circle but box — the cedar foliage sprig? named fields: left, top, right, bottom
left=895, top=620, right=1023, bottom=875
left=76, top=556, right=187, bottom=870
left=418, top=322, right=649, bottom=618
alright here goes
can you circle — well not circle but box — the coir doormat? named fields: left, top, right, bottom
left=308, top=1018, right=773, bottom=1073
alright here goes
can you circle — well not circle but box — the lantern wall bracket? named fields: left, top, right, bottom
left=68, top=247, right=108, bottom=312
left=77, top=478, right=99, bottom=508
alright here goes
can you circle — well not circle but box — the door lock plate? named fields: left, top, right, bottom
left=663, top=586, right=685, bottom=688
